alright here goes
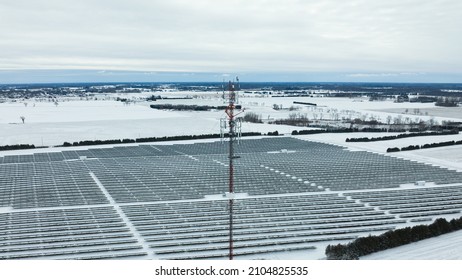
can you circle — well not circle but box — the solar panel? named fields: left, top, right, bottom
left=1, top=137, right=462, bottom=259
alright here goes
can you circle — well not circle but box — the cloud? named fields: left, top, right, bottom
left=0, top=0, right=461, bottom=80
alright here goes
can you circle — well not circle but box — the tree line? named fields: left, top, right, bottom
left=0, top=144, right=36, bottom=151
left=60, top=132, right=263, bottom=147
left=387, top=139, right=462, bottom=153
left=150, top=104, right=241, bottom=111
left=326, top=216, right=462, bottom=260
left=347, top=130, right=459, bottom=142
left=435, top=97, right=460, bottom=107
left=291, top=128, right=400, bottom=135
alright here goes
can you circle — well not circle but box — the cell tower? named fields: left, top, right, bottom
left=221, top=77, right=243, bottom=260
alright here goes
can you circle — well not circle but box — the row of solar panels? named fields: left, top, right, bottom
left=2, top=138, right=462, bottom=210
left=2, top=183, right=462, bottom=260
left=0, top=138, right=327, bottom=164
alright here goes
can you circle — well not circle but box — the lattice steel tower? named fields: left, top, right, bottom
left=222, top=77, right=242, bottom=260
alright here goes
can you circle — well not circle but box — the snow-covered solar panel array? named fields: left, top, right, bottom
left=349, top=186, right=462, bottom=220
left=0, top=161, right=107, bottom=209
left=0, top=207, right=146, bottom=260
left=121, top=194, right=401, bottom=259
left=0, top=137, right=462, bottom=259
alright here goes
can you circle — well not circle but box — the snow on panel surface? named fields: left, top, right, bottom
left=1, top=137, right=462, bottom=259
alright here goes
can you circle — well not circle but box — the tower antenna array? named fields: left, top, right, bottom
left=223, top=77, right=243, bottom=260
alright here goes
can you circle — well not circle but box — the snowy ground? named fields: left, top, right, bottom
left=0, top=96, right=309, bottom=146
left=375, top=106, right=462, bottom=119
left=1, top=93, right=460, bottom=147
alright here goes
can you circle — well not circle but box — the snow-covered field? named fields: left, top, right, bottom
left=375, top=106, right=462, bottom=119
left=0, top=96, right=301, bottom=146
left=1, top=93, right=460, bottom=147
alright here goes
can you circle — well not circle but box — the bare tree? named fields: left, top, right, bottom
left=333, top=112, right=339, bottom=121
left=428, top=117, right=436, bottom=128
left=242, top=112, right=262, bottom=123
left=361, top=114, right=368, bottom=122
left=386, top=115, right=392, bottom=125
left=385, top=115, right=392, bottom=132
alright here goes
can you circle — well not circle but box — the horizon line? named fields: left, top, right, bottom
left=2, top=81, right=462, bottom=86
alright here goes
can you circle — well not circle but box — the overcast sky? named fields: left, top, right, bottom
left=1, top=0, right=461, bottom=83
